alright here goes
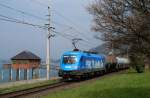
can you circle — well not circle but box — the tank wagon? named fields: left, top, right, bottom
left=58, top=51, right=129, bottom=79
left=116, top=57, right=130, bottom=69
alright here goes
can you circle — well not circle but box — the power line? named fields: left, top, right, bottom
left=0, top=14, right=46, bottom=29
left=52, top=26, right=93, bottom=46
left=52, top=30, right=74, bottom=40
left=53, top=10, right=96, bottom=40
left=0, top=3, right=46, bottom=21
left=51, top=21, right=98, bottom=45
left=0, top=14, right=84, bottom=41
left=30, top=0, right=51, bottom=7
left=51, top=22, right=98, bottom=47
left=52, top=19, right=98, bottom=46
left=51, top=21, right=82, bottom=36
left=52, top=21, right=73, bottom=28
left=52, top=30, right=96, bottom=48
left=53, top=31, right=93, bottom=48
left=53, top=30, right=77, bottom=38
left=29, top=0, right=98, bottom=46
left=31, top=0, right=47, bottom=6
left=0, top=14, right=19, bottom=21
left=0, top=14, right=95, bottom=48
left=0, top=0, right=98, bottom=48
left=54, top=16, right=99, bottom=46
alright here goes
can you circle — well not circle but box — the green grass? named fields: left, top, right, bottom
left=44, top=69, right=150, bottom=98
left=0, top=79, right=59, bottom=94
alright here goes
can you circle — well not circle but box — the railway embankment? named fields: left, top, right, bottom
left=0, top=70, right=128, bottom=98
left=44, top=69, right=150, bottom=98
left=0, top=77, right=60, bottom=94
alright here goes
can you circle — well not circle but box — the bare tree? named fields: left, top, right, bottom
left=88, top=0, right=150, bottom=72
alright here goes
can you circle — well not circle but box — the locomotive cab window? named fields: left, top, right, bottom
left=63, top=55, right=77, bottom=64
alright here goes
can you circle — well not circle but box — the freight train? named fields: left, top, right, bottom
left=58, top=51, right=129, bottom=80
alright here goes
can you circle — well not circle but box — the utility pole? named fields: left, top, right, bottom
left=45, top=6, right=54, bottom=80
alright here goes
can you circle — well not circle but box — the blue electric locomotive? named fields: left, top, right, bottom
left=58, top=51, right=106, bottom=79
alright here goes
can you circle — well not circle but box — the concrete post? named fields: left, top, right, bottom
left=27, top=69, right=30, bottom=80
left=19, top=68, right=21, bottom=80
left=39, top=68, right=40, bottom=79
left=10, top=68, right=13, bottom=81
left=1, top=70, right=3, bottom=80
left=9, top=67, right=12, bottom=81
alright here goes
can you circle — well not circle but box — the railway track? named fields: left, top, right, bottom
left=0, top=81, right=69, bottom=98
left=0, top=70, right=127, bottom=98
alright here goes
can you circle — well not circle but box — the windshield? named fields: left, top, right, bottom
left=63, top=55, right=77, bottom=64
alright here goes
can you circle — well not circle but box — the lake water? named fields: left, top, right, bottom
left=0, top=62, right=58, bottom=83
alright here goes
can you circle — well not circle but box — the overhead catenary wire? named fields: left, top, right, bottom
left=52, top=13, right=99, bottom=46
left=0, top=0, right=98, bottom=49
left=0, top=1, right=81, bottom=39
left=0, top=14, right=46, bottom=29
left=0, top=13, right=85, bottom=42
left=51, top=21, right=98, bottom=46
left=0, top=14, right=94, bottom=48
left=30, top=0, right=92, bottom=37
left=52, top=30, right=96, bottom=48
left=29, top=0, right=98, bottom=46
left=30, top=0, right=51, bottom=7
left=52, top=30, right=78, bottom=40
left=52, top=10, right=98, bottom=45
left=53, top=10, right=93, bottom=38
left=0, top=3, right=46, bottom=21
left=52, top=21, right=87, bottom=37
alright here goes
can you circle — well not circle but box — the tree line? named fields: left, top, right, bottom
left=88, top=0, right=150, bottom=72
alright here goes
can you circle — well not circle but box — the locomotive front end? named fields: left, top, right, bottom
left=58, top=52, right=81, bottom=78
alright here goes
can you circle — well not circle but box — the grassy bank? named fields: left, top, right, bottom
left=44, top=70, right=150, bottom=98
left=0, top=79, right=59, bottom=94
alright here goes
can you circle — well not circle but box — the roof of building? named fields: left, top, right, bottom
left=11, top=51, right=41, bottom=60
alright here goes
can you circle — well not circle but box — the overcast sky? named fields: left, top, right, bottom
left=0, top=0, right=102, bottom=60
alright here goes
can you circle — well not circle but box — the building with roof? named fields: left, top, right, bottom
left=11, top=51, right=41, bottom=69
left=11, top=51, right=41, bottom=80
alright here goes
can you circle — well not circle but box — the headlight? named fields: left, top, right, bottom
left=72, top=66, right=78, bottom=69
left=65, top=66, right=71, bottom=68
